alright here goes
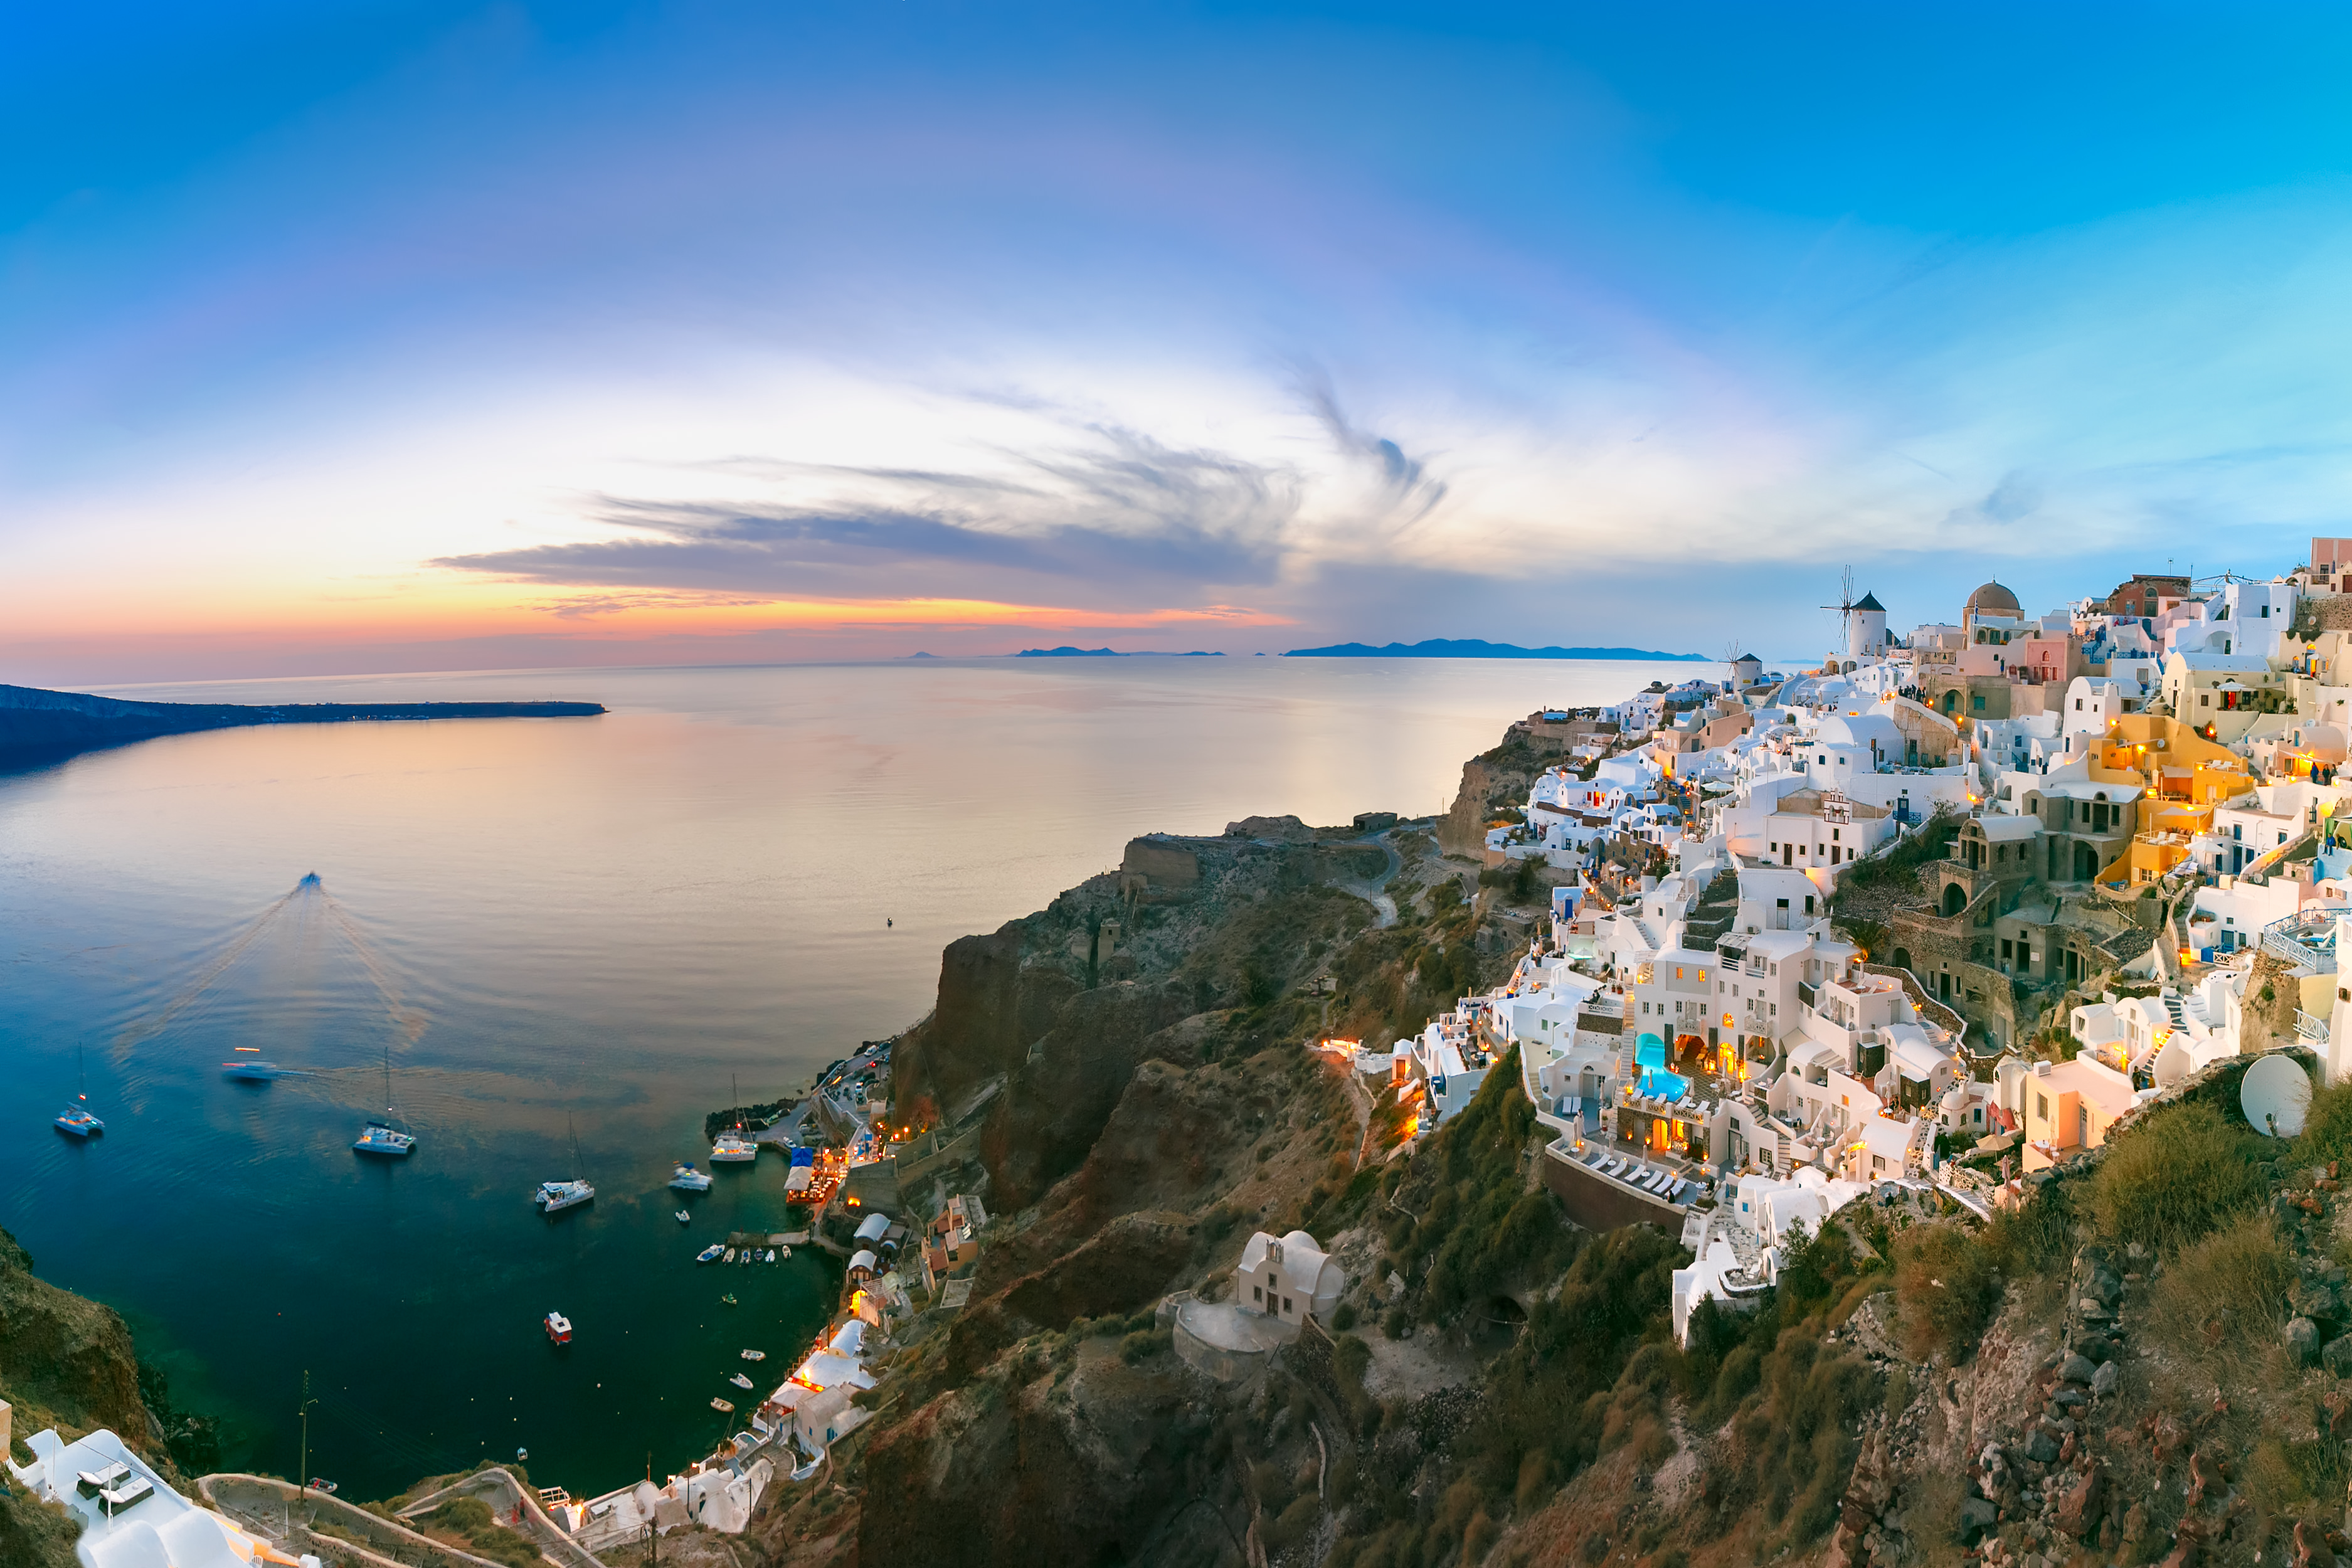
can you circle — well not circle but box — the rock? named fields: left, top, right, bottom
left=2092, top=1360, right=2119, bottom=1396
left=2026, top=1430, right=2062, bottom=1464
left=2060, top=1353, right=2099, bottom=1385
left=2055, top=1466, right=2107, bottom=1539
left=2294, top=1280, right=2344, bottom=1321
left=1961, top=1498, right=2000, bottom=1537
left=2326, top=1337, right=2352, bottom=1379
left=2053, top=1387, right=2086, bottom=1408
left=2290, top=1316, right=2323, bottom=1366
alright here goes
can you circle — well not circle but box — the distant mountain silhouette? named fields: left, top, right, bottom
left=1013, top=647, right=1224, bottom=657
left=1283, top=638, right=1704, bottom=660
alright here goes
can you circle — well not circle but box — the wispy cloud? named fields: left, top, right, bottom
left=437, top=424, right=1305, bottom=608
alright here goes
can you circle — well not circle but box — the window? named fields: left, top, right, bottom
left=2200, top=693, right=2210, bottom=707
left=1254, top=1285, right=1263, bottom=1303
left=2037, top=1092, right=2049, bottom=1121
left=1282, top=1296, right=1293, bottom=1315
left=1973, top=695, right=1986, bottom=711
left=2001, top=938, right=2013, bottom=960
left=1804, top=896, right=1816, bottom=914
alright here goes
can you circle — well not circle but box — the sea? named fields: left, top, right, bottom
left=0, top=654, right=1698, bottom=1502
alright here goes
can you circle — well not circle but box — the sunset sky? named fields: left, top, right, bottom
left=10, top=3, right=2352, bottom=683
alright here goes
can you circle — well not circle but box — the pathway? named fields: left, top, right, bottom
left=1331, top=831, right=1404, bottom=930
left=395, top=1466, right=604, bottom=1568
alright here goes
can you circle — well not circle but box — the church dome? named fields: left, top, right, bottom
left=1964, top=581, right=2021, bottom=619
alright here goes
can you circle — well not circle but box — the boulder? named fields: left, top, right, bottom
left=2055, top=1466, right=2108, bottom=1540
left=2289, top=1316, right=2323, bottom=1366
left=2292, top=1279, right=2343, bottom=1322
left=2092, top=1361, right=2119, bottom=1397
left=2026, top=1430, right=2062, bottom=1464
left=2059, top=1353, right=2099, bottom=1385
left=1960, top=1498, right=2000, bottom=1538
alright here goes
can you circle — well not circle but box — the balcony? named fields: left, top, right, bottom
left=2262, top=908, right=2340, bottom=977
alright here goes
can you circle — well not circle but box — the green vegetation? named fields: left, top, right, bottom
left=1893, top=1221, right=2001, bottom=1362
left=1833, top=807, right=1963, bottom=899
left=2084, top=1099, right=2265, bottom=1254
left=416, top=1495, right=541, bottom=1568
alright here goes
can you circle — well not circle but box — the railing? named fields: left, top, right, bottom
left=2297, top=1009, right=2332, bottom=1044
left=2262, top=907, right=2340, bottom=975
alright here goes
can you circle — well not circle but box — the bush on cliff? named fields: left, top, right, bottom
left=2086, top=1099, right=2264, bottom=1254
left=1894, top=1222, right=2001, bottom=1363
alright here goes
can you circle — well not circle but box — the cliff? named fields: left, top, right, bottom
left=0, top=1225, right=177, bottom=1567
left=748, top=707, right=2352, bottom=1568
left=0, top=682, right=605, bottom=764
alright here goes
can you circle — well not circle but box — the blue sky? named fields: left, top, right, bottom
left=7, top=2, right=2352, bottom=681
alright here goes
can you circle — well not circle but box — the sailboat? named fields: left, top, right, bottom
left=710, top=1074, right=757, bottom=1163
left=352, top=1046, right=417, bottom=1157
left=535, top=1116, right=596, bottom=1214
left=53, top=1047, right=104, bottom=1138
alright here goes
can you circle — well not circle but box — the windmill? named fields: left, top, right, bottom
left=1821, top=566, right=1858, bottom=647
left=1720, top=639, right=1744, bottom=692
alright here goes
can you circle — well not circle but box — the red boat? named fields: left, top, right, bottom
left=544, top=1311, right=573, bottom=1345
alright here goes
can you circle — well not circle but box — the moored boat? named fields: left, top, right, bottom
left=675, top=1209, right=691, bottom=1224
left=710, top=1397, right=734, bottom=1414
left=353, top=1047, right=417, bottom=1157
left=545, top=1311, right=573, bottom=1345
left=670, top=1160, right=712, bottom=1192
left=536, top=1179, right=595, bottom=1214
left=729, top=1374, right=754, bottom=1390
left=710, top=1130, right=757, bottom=1163
left=696, top=1243, right=725, bottom=1263
left=55, top=1048, right=103, bottom=1137
left=740, top=1349, right=765, bottom=1361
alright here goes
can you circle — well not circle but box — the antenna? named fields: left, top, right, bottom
left=298, top=1370, right=317, bottom=1495
left=2241, top=1053, right=2312, bottom=1138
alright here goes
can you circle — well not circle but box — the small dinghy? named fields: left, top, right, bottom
left=741, top=1350, right=766, bottom=1362
left=710, top=1397, right=734, bottom=1414
left=722, top=1248, right=736, bottom=1263
left=720, top=1293, right=739, bottom=1306
left=675, top=1210, right=691, bottom=1224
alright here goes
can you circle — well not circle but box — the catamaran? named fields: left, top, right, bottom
left=54, top=1047, right=103, bottom=1138
left=535, top=1117, right=595, bottom=1214
left=352, top=1047, right=416, bottom=1157
left=710, top=1074, right=758, bottom=1162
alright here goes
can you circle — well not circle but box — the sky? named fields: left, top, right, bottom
left=9, top=2, right=2352, bottom=684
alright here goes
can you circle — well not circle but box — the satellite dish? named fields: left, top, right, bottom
left=2152, top=1040, right=2193, bottom=1089
left=2240, top=1053, right=2314, bottom=1138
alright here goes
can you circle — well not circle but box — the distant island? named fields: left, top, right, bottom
left=1014, top=647, right=1225, bottom=657
left=0, top=682, right=605, bottom=765
left=1283, top=638, right=1706, bottom=660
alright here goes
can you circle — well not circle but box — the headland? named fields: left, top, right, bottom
left=0, top=683, right=606, bottom=766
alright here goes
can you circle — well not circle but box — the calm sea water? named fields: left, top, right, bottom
left=0, top=655, right=1693, bottom=1500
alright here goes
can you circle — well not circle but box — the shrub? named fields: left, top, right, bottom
left=1270, top=1494, right=1322, bottom=1550
left=1332, top=1300, right=1359, bottom=1331
left=2146, top=1211, right=2294, bottom=1360
left=2086, top=1100, right=2265, bottom=1254
left=1894, top=1223, right=2001, bottom=1363
left=1118, top=1328, right=1168, bottom=1364
left=1381, top=1305, right=1411, bottom=1340
left=2297, top=1079, right=2352, bottom=1170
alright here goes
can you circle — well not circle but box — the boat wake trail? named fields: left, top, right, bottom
left=111, top=872, right=430, bottom=1059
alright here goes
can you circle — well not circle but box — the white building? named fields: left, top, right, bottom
left=1236, top=1229, right=1343, bottom=1328
left=4, top=1409, right=320, bottom=1568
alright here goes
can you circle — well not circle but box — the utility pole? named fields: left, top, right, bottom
left=297, top=1370, right=317, bottom=1497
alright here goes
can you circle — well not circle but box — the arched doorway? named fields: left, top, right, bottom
left=1892, top=947, right=1912, bottom=974
left=2075, top=842, right=2099, bottom=881
left=1942, top=882, right=1967, bottom=916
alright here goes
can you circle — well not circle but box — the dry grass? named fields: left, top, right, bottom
left=2144, top=1212, right=2294, bottom=1367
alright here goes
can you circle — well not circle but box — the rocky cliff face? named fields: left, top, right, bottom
left=0, top=1226, right=166, bottom=1567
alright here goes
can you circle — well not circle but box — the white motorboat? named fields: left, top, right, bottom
left=729, top=1374, right=754, bottom=1391
left=670, top=1161, right=712, bottom=1192
left=696, top=1244, right=725, bottom=1264
left=740, top=1349, right=766, bottom=1362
